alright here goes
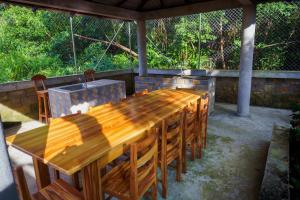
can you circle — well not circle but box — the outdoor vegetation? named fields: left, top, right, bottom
left=0, top=2, right=299, bottom=83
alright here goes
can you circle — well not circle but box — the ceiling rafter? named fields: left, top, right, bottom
left=137, top=0, right=151, bottom=10
left=115, top=0, right=128, bottom=7
left=236, top=0, right=253, bottom=5
left=141, top=0, right=241, bottom=20
left=3, top=0, right=140, bottom=20
left=159, top=0, right=165, bottom=8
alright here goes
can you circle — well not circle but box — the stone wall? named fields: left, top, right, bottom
left=134, top=75, right=216, bottom=114
left=0, top=70, right=134, bottom=122
left=133, top=69, right=300, bottom=109
left=215, top=77, right=300, bottom=109
left=1, top=69, right=299, bottom=122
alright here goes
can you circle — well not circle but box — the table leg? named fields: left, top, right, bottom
left=82, top=160, right=102, bottom=200
left=32, top=157, right=50, bottom=190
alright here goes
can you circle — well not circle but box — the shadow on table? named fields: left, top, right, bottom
left=8, top=89, right=198, bottom=195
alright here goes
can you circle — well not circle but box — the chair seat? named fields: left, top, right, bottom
left=103, top=161, right=156, bottom=200
left=36, top=90, right=48, bottom=95
left=103, top=163, right=131, bottom=199
left=32, top=179, right=83, bottom=200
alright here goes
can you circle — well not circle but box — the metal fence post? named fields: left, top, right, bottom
left=128, top=22, right=133, bottom=65
left=0, top=116, right=19, bottom=200
left=70, top=15, right=78, bottom=73
left=137, top=19, right=147, bottom=76
left=197, top=13, right=202, bottom=69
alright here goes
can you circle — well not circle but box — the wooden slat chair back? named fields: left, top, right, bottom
left=133, top=89, right=149, bottom=97
left=31, top=74, right=47, bottom=91
left=103, top=128, right=158, bottom=200
left=31, top=74, right=50, bottom=124
left=159, top=110, right=184, bottom=198
left=199, top=93, right=209, bottom=152
left=83, top=69, right=95, bottom=82
left=182, top=100, right=198, bottom=172
left=13, top=166, right=83, bottom=200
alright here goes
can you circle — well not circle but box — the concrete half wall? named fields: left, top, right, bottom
left=0, top=68, right=299, bottom=123
left=134, top=75, right=216, bottom=114
left=0, top=70, right=134, bottom=122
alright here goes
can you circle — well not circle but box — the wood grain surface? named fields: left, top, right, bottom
left=6, top=89, right=204, bottom=176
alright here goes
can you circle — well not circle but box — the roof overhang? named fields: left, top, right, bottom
left=1, top=0, right=278, bottom=21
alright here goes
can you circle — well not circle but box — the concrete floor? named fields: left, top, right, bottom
left=5, top=103, right=291, bottom=200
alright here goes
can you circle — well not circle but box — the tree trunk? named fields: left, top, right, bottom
left=219, top=15, right=226, bottom=69
left=74, top=34, right=138, bottom=58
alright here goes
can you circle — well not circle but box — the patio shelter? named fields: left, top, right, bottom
left=0, top=0, right=282, bottom=199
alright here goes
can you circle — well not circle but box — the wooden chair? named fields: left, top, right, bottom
left=182, top=101, right=198, bottom=173
left=158, top=110, right=184, bottom=198
left=133, top=89, right=149, bottom=97
left=13, top=166, right=83, bottom=200
left=31, top=75, right=51, bottom=124
left=83, top=69, right=96, bottom=82
left=199, top=93, right=209, bottom=155
left=102, top=128, right=158, bottom=200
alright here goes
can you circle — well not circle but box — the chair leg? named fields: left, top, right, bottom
left=52, top=169, right=60, bottom=180
left=176, top=154, right=182, bottom=182
left=161, top=163, right=168, bottom=198
left=151, top=181, right=157, bottom=200
left=43, top=95, right=49, bottom=124
left=191, top=139, right=195, bottom=161
left=38, top=96, right=42, bottom=122
left=198, top=122, right=203, bottom=159
left=72, top=172, right=80, bottom=190
left=182, top=139, right=187, bottom=173
left=13, top=167, right=31, bottom=200
left=204, top=121, right=207, bottom=148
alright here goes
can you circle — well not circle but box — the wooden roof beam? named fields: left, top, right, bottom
left=137, top=0, right=151, bottom=10
left=141, top=0, right=241, bottom=20
left=115, top=0, right=128, bottom=7
left=236, top=0, right=253, bottom=5
left=159, top=0, right=165, bottom=8
left=3, top=0, right=141, bottom=20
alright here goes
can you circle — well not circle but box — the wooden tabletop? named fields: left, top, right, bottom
left=6, top=89, right=205, bottom=175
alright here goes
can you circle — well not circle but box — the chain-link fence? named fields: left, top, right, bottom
left=0, top=1, right=299, bottom=83
left=146, top=1, right=300, bottom=71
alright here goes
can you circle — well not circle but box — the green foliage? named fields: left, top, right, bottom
left=0, top=2, right=299, bottom=83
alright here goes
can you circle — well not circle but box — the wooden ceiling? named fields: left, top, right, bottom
left=3, top=0, right=279, bottom=20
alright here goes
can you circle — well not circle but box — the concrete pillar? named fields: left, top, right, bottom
left=237, top=5, right=256, bottom=116
left=137, top=19, right=147, bottom=76
left=0, top=116, right=19, bottom=199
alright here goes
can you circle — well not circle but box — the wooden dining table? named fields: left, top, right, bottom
left=6, top=89, right=206, bottom=200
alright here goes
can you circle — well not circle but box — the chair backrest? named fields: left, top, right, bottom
left=130, top=128, right=158, bottom=199
left=13, top=167, right=32, bottom=200
left=84, top=69, right=95, bottom=82
left=133, top=89, right=149, bottom=97
left=185, top=101, right=198, bottom=135
left=161, top=110, right=184, bottom=162
left=200, top=93, right=209, bottom=118
left=31, top=74, right=47, bottom=91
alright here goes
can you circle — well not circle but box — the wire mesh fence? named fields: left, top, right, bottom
left=0, top=1, right=299, bottom=83
left=146, top=1, right=300, bottom=71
